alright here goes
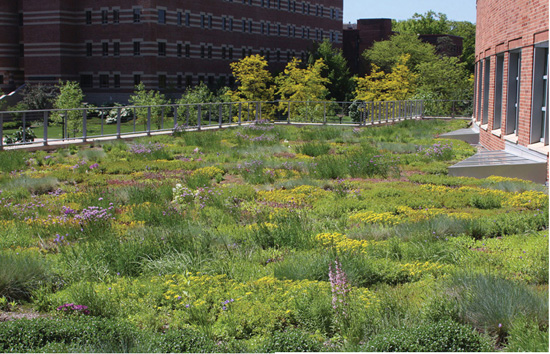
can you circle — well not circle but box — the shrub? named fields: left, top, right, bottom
left=361, top=319, right=493, bottom=352
left=0, top=251, right=52, bottom=301
left=0, top=317, right=148, bottom=353
left=296, top=142, right=331, bottom=157
left=469, top=193, right=502, bottom=209
left=0, top=150, right=28, bottom=173
left=153, top=327, right=217, bottom=353
left=505, top=316, right=549, bottom=352
left=257, top=329, right=324, bottom=353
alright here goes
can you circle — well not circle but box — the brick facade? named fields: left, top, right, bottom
left=474, top=0, right=549, bottom=157
left=0, top=0, right=343, bottom=103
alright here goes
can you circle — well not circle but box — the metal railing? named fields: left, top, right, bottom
left=0, top=99, right=472, bottom=149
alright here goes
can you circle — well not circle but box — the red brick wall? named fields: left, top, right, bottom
left=2, top=0, right=343, bottom=102
left=475, top=0, right=549, bottom=152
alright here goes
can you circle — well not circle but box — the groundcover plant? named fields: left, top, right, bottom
left=0, top=119, right=548, bottom=352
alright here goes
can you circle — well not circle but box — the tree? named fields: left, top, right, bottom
left=21, top=83, right=58, bottom=111
left=229, top=55, right=275, bottom=103
left=393, top=11, right=450, bottom=35
left=52, top=81, right=84, bottom=137
left=308, top=39, right=355, bottom=102
left=355, top=55, right=417, bottom=102
left=276, top=58, right=330, bottom=121
left=229, top=55, right=275, bottom=120
left=176, top=82, right=232, bottom=126
left=128, top=83, right=168, bottom=130
left=416, top=56, right=472, bottom=101
left=363, top=33, right=438, bottom=74
left=449, top=21, right=476, bottom=73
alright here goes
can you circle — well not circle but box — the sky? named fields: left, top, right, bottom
left=343, top=0, right=477, bottom=24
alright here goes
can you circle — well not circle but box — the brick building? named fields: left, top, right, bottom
left=474, top=0, right=548, bottom=159
left=0, top=0, right=343, bottom=103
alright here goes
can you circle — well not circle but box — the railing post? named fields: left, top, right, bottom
left=197, top=105, right=202, bottom=131
left=323, top=101, right=327, bottom=125
left=238, top=103, right=242, bottom=126
left=186, top=106, right=190, bottom=127
left=133, top=108, right=137, bottom=132
left=64, top=111, right=68, bottom=140
left=287, top=102, right=291, bottom=124
left=22, top=112, right=26, bottom=143
left=385, top=101, right=389, bottom=123
left=82, top=110, right=87, bottom=142
left=160, top=107, right=165, bottom=130
left=218, top=104, right=223, bottom=128
left=420, top=100, right=424, bottom=119
left=147, top=106, right=151, bottom=136
left=43, top=111, right=48, bottom=146
left=173, top=106, right=178, bottom=130
left=255, top=102, right=259, bottom=121
left=362, top=102, right=367, bottom=126
left=208, top=104, right=212, bottom=125
left=117, top=108, right=122, bottom=139
left=452, top=100, right=456, bottom=119
left=100, top=109, right=104, bottom=136
left=0, top=112, right=3, bottom=150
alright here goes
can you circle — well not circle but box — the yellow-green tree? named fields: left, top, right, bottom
left=276, top=58, right=330, bottom=122
left=355, top=55, right=417, bottom=102
left=229, top=55, right=275, bottom=120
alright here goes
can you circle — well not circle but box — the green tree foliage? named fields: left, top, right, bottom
left=52, top=81, right=84, bottom=137
left=393, top=11, right=450, bottom=35
left=229, top=55, right=275, bottom=103
left=128, top=83, right=168, bottom=129
left=21, top=83, right=58, bottom=111
left=276, top=58, right=330, bottom=121
left=308, top=39, right=355, bottom=102
left=355, top=55, right=417, bottom=102
left=176, top=83, right=233, bottom=126
left=449, top=21, right=476, bottom=73
left=416, top=56, right=473, bottom=101
left=229, top=55, right=275, bottom=120
left=392, top=11, right=476, bottom=74
left=363, top=33, right=438, bottom=73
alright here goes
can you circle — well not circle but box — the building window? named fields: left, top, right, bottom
left=208, top=45, right=212, bottom=59
left=208, top=15, right=212, bottom=29
left=201, top=14, right=205, bottom=28
left=242, top=48, right=246, bottom=58
left=177, top=43, right=182, bottom=57
left=476, top=61, right=483, bottom=121
left=102, top=42, right=108, bottom=56
left=113, top=9, right=119, bottom=24
left=229, top=47, right=233, bottom=60
left=261, top=22, right=265, bottom=35
left=86, top=43, right=92, bottom=57
left=277, top=50, right=280, bottom=62
left=185, top=44, right=190, bottom=58
left=134, top=74, right=141, bottom=86
left=493, top=54, right=504, bottom=130
left=80, top=75, right=93, bottom=88
left=158, top=9, right=166, bottom=24
left=113, top=42, right=120, bottom=56
left=158, top=42, right=166, bottom=56
left=100, top=74, right=109, bottom=88
left=186, top=75, right=193, bottom=87
left=249, top=20, right=253, bottom=33
left=229, top=18, right=233, bottom=31
left=506, top=51, right=521, bottom=135
left=177, top=12, right=182, bottom=26
left=201, top=45, right=205, bottom=58
left=242, top=19, right=246, bottom=32
left=185, top=13, right=190, bottom=26
left=0, top=75, right=3, bottom=85
left=177, top=75, right=183, bottom=89
left=482, top=58, right=490, bottom=125
left=222, top=47, right=226, bottom=59
left=85, top=11, right=92, bottom=25
left=114, top=74, right=120, bottom=88
left=266, top=50, right=270, bottom=61
left=277, top=24, right=281, bottom=36
left=133, top=8, right=141, bottom=23
left=158, top=75, right=166, bottom=89
left=530, top=44, right=549, bottom=145
left=101, top=10, right=108, bottom=24
left=223, top=17, right=227, bottom=31
left=134, top=41, right=141, bottom=56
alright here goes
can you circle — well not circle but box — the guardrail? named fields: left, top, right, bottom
left=0, top=99, right=472, bottom=149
